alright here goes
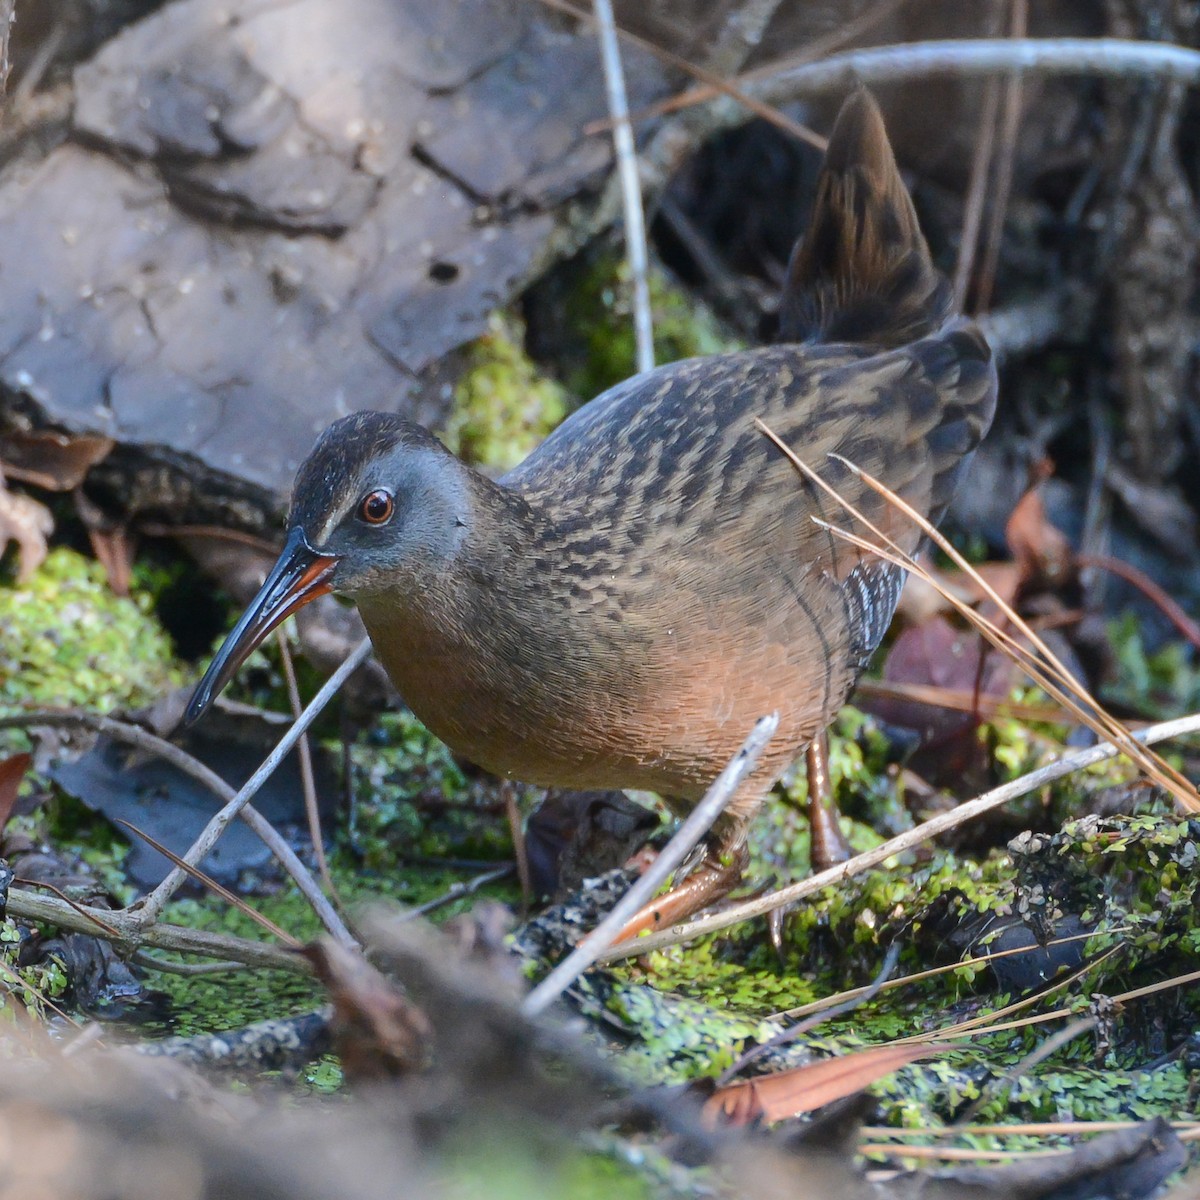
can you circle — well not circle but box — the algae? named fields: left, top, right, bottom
left=560, top=251, right=745, bottom=399
left=0, top=548, right=181, bottom=715
left=441, top=311, right=569, bottom=472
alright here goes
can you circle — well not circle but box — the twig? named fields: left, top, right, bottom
left=718, top=940, right=903, bottom=1085
left=522, top=712, right=779, bottom=1016
left=276, top=629, right=335, bottom=892
left=595, top=710, right=1200, bottom=963
left=956, top=1014, right=1097, bottom=1125
left=0, top=709, right=352, bottom=945
left=953, top=2, right=1005, bottom=309
left=1076, top=552, right=1200, bottom=651
left=401, top=863, right=513, bottom=920
left=538, top=0, right=822, bottom=147
left=757, top=39, right=1200, bottom=106
left=5, top=884, right=309, bottom=974
left=630, top=0, right=913, bottom=124
left=130, top=951, right=252, bottom=977
left=974, top=288, right=1082, bottom=363
left=135, top=637, right=373, bottom=930
left=592, top=0, right=654, bottom=374
left=973, top=0, right=1029, bottom=312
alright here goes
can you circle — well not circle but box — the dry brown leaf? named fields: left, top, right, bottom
left=0, top=472, right=53, bottom=582
left=0, top=430, right=114, bottom=491
left=1004, top=479, right=1075, bottom=594
left=704, top=1044, right=937, bottom=1127
left=306, top=937, right=434, bottom=1082
left=0, top=753, right=31, bottom=831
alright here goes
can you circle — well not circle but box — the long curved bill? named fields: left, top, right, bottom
left=184, top=526, right=339, bottom=726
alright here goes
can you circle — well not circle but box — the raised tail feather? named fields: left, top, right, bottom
left=778, top=89, right=952, bottom=348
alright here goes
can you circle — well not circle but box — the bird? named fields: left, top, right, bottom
left=186, top=90, right=997, bottom=939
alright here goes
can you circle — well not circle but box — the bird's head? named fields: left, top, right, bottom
left=184, top=412, right=470, bottom=724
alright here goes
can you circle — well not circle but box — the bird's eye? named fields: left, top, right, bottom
left=358, top=489, right=395, bottom=526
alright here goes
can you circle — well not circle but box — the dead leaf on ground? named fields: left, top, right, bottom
left=306, top=937, right=434, bottom=1082
left=0, top=430, right=114, bottom=491
left=0, top=754, right=31, bottom=832
left=0, top=470, right=53, bottom=582
left=703, top=1044, right=937, bottom=1127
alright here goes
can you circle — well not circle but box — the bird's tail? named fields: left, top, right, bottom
left=778, top=89, right=952, bottom=348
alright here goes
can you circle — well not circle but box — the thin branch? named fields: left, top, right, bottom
left=401, top=863, right=513, bottom=920
left=0, top=708, right=352, bottom=945
left=5, top=885, right=309, bottom=974
left=522, top=712, right=779, bottom=1015
left=973, top=0, right=1028, bottom=312
left=538, top=0, right=822, bottom=147
left=953, top=74, right=1001, bottom=309
left=630, top=0, right=913, bottom=124
left=277, top=629, right=334, bottom=892
left=757, top=39, right=1200, bottom=106
left=974, top=288, right=1082, bottom=363
left=592, top=0, right=654, bottom=374
left=130, top=951, right=253, bottom=977
left=596, top=710, right=1200, bottom=963
left=1076, top=552, right=1200, bottom=651
left=135, top=637, right=373, bottom=930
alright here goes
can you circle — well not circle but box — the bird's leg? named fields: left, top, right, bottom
left=805, top=732, right=853, bottom=870
left=768, top=731, right=853, bottom=954
left=611, top=822, right=750, bottom=945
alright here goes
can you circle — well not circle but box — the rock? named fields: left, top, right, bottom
left=0, top=0, right=667, bottom=522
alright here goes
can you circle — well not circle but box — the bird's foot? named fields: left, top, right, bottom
left=611, top=845, right=747, bottom=944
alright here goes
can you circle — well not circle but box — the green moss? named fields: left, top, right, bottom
left=341, top=710, right=510, bottom=868
left=441, top=312, right=569, bottom=471
left=0, top=913, right=69, bottom=1023
left=564, top=252, right=744, bottom=398
left=1105, top=614, right=1200, bottom=717
left=0, top=547, right=181, bottom=714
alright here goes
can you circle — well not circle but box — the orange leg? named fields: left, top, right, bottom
left=768, top=732, right=852, bottom=954
left=805, top=732, right=852, bottom=870
left=611, top=841, right=748, bottom=944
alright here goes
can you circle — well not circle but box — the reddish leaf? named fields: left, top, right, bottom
left=704, top=1043, right=937, bottom=1127
left=1004, top=479, right=1075, bottom=594
left=0, top=753, right=32, bottom=830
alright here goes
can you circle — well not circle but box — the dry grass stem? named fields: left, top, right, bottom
left=276, top=628, right=334, bottom=894
left=114, top=818, right=300, bottom=948
left=541, top=0, right=823, bottom=146
left=591, top=0, right=654, bottom=374
left=815, top=448, right=1199, bottom=809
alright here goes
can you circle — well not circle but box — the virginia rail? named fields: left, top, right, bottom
left=187, top=91, right=997, bottom=935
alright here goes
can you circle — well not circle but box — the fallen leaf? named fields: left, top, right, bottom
left=0, top=753, right=31, bottom=830
left=0, top=430, right=114, bottom=491
left=306, top=937, right=434, bottom=1082
left=0, top=470, right=53, bottom=582
left=704, top=1044, right=937, bottom=1127
left=1004, top=477, right=1075, bottom=594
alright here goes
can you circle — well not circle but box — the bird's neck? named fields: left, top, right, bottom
left=352, top=473, right=575, bottom=750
